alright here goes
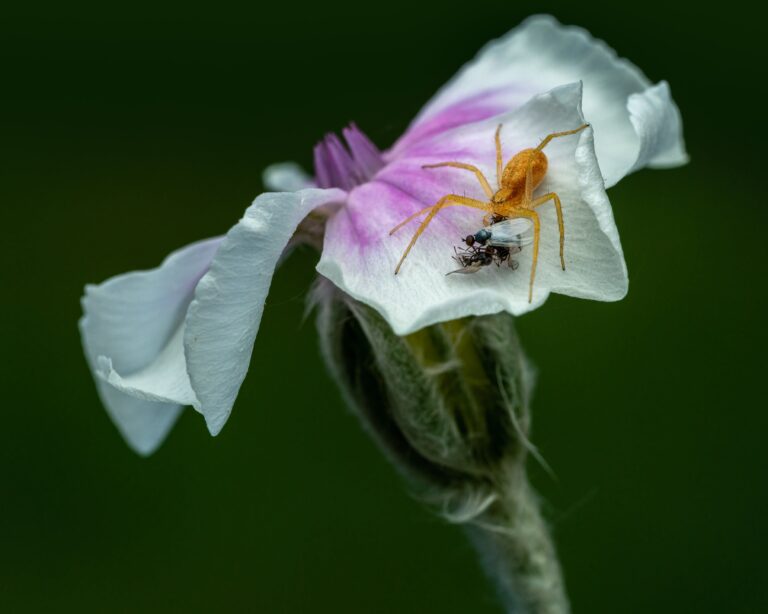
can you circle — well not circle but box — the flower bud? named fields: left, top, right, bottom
left=312, top=278, right=568, bottom=613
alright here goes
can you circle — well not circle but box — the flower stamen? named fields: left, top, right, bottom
left=313, top=123, right=385, bottom=191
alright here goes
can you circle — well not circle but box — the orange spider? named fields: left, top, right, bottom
left=390, top=123, right=589, bottom=302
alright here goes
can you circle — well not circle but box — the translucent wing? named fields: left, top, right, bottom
left=487, top=218, right=534, bottom=247
left=446, top=263, right=485, bottom=275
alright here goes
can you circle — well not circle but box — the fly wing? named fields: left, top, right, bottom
left=446, top=263, right=485, bottom=275
left=487, top=218, right=534, bottom=247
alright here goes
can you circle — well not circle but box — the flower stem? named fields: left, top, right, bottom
left=467, top=463, right=568, bottom=614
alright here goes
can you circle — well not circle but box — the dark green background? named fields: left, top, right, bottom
left=2, top=3, right=766, bottom=612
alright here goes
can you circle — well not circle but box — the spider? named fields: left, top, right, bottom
left=389, top=123, right=589, bottom=302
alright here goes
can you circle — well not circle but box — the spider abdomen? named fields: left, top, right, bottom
left=494, top=149, right=548, bottom=204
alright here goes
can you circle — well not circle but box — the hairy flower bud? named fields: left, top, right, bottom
left=313, top=278, right=568, bottom=614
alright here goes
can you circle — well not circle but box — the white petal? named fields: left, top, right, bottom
left=93, top=386, right=182, bottom=456
left=80, top=237, right=223, bottom=454
left=628, top=81, right=689, bottom=171
left=319, top=84, right=626, bottom=336
left=262, top=162, right=313, bottom=192
left=94, top=325, right=197, bottom=406
left=184, top=188, right=347, bottom=435
left=393, top=14, right=687, bottom=187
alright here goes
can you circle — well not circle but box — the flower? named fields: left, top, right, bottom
left=80, top=15, right=687, bottom=455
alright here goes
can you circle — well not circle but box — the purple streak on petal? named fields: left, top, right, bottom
left=387, top=86, right=529, bottom=160
left=377, top=128, right=512, bottom=207
left=333, top=180, right=473, bottom=251
left=328, top=117, right=527, bottom=258
left=313, top=124, right=386, bottom=191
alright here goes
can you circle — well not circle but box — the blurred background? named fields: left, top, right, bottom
left=2, top=2, right=766, bottom=612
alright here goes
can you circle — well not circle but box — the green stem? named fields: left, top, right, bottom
left=468, top=463, right=568, bottom=614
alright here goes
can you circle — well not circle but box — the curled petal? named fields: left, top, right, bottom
left=390, top=14, right=687, bottom=187
left=184, top=188, right=347, bottom=435
left=95, top=325, right=197, bottom=406
left=318, top=83, right=626, bottom=336
left=79, top=238, right=223, bottom=454
left=628, top=81, right=688, bottom=171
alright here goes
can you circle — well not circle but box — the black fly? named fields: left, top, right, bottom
left=446, top=218, right=532, bottom=275
left=447, top=236, right=520, bottom=276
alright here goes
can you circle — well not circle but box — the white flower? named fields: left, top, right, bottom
left=80, top=15, right=687, bottom=454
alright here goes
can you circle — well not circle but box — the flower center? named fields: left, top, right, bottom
left=313, top=123, right=385, bottom=190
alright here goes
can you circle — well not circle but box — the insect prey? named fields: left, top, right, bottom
left=447, top=218, right=533, bottom=275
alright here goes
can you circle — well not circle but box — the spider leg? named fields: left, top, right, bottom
left=531, top=192, right=565, bottom=270
left=506, top=209, right=541, bottom=303
left=495, top=124, right=503, bottom=189
left=393, top=195, right=494, bottom=274
left=535, top=124, right=590, bottom=152
left=421, top=162, right=494, bottom=199
left=389, top=204, right=441, bottom=236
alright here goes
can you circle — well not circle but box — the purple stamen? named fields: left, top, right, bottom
left=314, top=123, right=385, bottom=190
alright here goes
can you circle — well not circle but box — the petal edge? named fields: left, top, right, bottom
left=79, top=237, right=223, bottom=453
left=184, top=188, right=347, bottom=435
